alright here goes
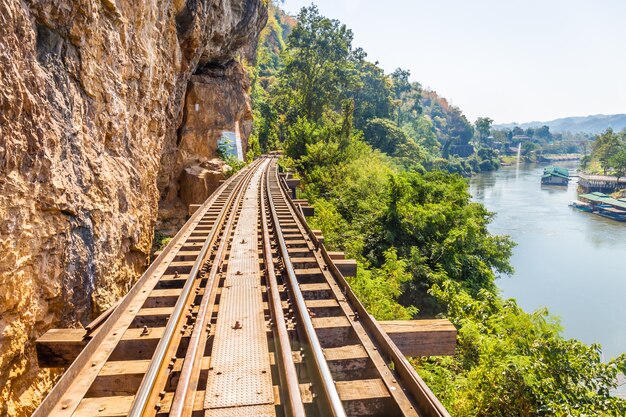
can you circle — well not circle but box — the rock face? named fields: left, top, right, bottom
left=158, top=59, right=255, bottom=232
left=0, top=0, right=267, bottom=415
left=179, top=159, right=230, bottom=208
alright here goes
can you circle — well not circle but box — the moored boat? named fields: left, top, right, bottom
left=577, top=192, right=626, bottom=222
left=569, top=200, right=594, bottom=212
left=596, top=206, right=626, bottom=222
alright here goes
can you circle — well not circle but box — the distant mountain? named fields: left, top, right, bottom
left=495, top=114, right=626, bottom=134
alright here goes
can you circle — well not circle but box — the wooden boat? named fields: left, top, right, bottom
left=569, top=200, right=594, bottom=212
left=596, top=206, right=626, bottom=222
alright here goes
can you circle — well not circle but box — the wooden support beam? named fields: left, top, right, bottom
left=334, top=259, right=357, bottom=277
left=312, top=229, right=324, bottom=244
left=379, top=319, right=456, bottom=357
left=299, top=205, right=314, bottom=217
left=285, top=178, right=301, bottom=189
left=36, top=329, right=90, bottom=368
left=328, top=251, right=345, bottom=260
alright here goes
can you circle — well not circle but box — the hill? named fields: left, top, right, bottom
left=495, top=114, right=626, bottom=134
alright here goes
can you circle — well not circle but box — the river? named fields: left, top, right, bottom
left=469, top=161, right=626, bottom=361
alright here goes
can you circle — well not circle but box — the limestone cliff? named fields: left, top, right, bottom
left=0, top=0, right=267, bottom=415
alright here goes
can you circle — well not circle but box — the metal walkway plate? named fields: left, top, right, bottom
left=205, top=163, right=274, bottom=416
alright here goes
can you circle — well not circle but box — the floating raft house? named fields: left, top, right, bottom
left=541, top=166, right=570, bottom=185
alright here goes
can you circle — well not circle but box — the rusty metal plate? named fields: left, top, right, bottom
left=205, top=166, right=274, bottom=415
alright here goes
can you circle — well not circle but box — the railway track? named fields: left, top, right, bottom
left=33, top=155, right=451, bottom=417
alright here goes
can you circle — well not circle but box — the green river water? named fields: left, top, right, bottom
left=469, top=161, right=626, bottom=361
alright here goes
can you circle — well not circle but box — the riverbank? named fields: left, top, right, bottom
left=500, top=153, right=581, bottom=166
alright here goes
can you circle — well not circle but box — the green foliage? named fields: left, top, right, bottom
left=363, top=117, right=410, bottom=155
left=250, top=2, right=294, bottom=152
left=274, top=5, right=358, bottom=124
left=253, top=5, right=626, bottom=415
left=475, top=117, right=493, bottom=141
left=609, top=149, right=626, bottom=181
left=420, top=281, right=626, bottom=416
left=348, top=248, right=418, bottom=320
left=152, top=231, right=173, bottom=252
left=591, top=128, right=626, bottom=175
left=350, top=58, right=395, bottom=129
left=421, top=91, right=474, bottom=148
left=365, top=171, right=515, bottom=311
left=490, top=124, right=592, bottom=160
left=522, top=141, right=538, bottom=159
left=390, top=68, right=422, bottom=127
left=216, top=141, right=246, bottom=178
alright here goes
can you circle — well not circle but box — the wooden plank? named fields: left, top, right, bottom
left=285, top=178, right=301, bottom=189
left=86, top=360, right=151, bottom=397
left=336, top=378, right=390, bottom=401
left=327, top=251, right=345, bottom=260
left=74, top=391, right=209, bottom=417
left=311, top=316, right=351, bottom=329
left=336, top=378, right=396, bottom=416
left=36, top=329, right=89, bottom=368
left=298, top=283, right=331, bottom=292
left=379, top=319, right=456, bottom=357
left=173, top=250, right=202, bottom=261
left=286, top=247, right=312, bottom=257
left=300, top=206, right=314, bottom=217
left=73, top=395, right=133, bottom=417
left=305, top=299, right=339, bottom=309
left=312, top=316, right=355, bottom=348
left=293, top=267, right=324, bottom=283
left=290, top=257, right=319, bottom=268
left=334, top=259, right=357, bottom=277
left=108, top=327, right=174, bottom=362
left=322, top=344, right=378, bottom=380
left=312, top=229, right=324, bottom=245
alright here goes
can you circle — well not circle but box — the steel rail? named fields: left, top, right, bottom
left=277, top=164, right=452, bottom=417
left=32, top=161, right=247, bottom=417
left=260, top=165, right=306, bottom=417
left=127, top=160, right=263, bottom=417
left=168, top=159, right=265, bottom=417
left=266, top=161, right=347, bottom=417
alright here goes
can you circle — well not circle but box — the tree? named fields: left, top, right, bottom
left=275, top=5, right=357, bottom=124
left=408, top=116, right=440, bottom=153
left=609, top=149, right=626, bottom=183
left=592, top=129, right=623, bottom=175
left=447, top=108, right=474, bottom=146
left=363, top=118, right=409, bottom=155
left=512, top=126, right=525, bottom=137
left=534, top=125, right=552, bottom=140
left=390, top=68, right=422, bottom=127
left=475, top=117, right=493, bottom=142
left=390, top=68, right=411, bottom=99
left=350, top=57, right=395, bottom=129
left=521, top=141, right=537, bottom=157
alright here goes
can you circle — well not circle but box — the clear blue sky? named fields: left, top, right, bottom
left=281, top=0, right=626, bottom=124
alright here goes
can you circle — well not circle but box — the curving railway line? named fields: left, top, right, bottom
left=33, top=155, right=451, bottom=417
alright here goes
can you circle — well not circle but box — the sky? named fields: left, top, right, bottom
left=281, top=0, right=626, bottom=124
